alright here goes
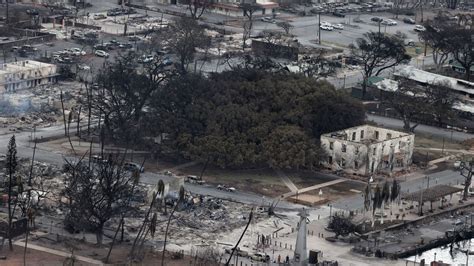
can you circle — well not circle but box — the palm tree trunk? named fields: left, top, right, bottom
left=381, top=201, right=384, bottom=225
left=226, top=209, right=253, bottom=265
left=105, top=218, right=123, bottom=263
left=161, top=204, right=178, bottom=266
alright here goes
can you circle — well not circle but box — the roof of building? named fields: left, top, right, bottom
left=0, top=60, right=56, bottom=75
left=321, top=124, right=412, bottom=144
left=372, top=66, right=474, bottom=114
left=402, top=184, right=463, bottom=202
left=394, top=66, right=474, bottom=95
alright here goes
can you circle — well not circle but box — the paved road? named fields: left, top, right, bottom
left=332, top=169, right=465, bottom=210
left=367, top=114, right=474, bottom=141
left=0, top=125, right=304, bottom=210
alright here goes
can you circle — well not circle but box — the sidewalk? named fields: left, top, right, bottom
left=14, top=240, right=104, bottom=265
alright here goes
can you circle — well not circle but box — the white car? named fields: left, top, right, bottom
left=72, top=48, right=86, bottom=56
left=333, top=23, right=344, bottom=30
left=139, top=55, right=154, bottom=63
left=78, top=64, right=90, bottom=71
left=94, top=50, right=109, bottom=58
left=321, top=21, right=332, bottom=26
left=414, top=25, right=426, bottom=32
left=320, top=24, right=333, bottom=31
left=382, top=19, right=397, bottom=26
left=404, top=39, right=416, bottom=46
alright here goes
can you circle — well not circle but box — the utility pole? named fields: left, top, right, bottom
left=378, top=21, right=381, bottom=34
left=318, top=13, right=321, bottom=44
left=6, top=0, right=9, bottom=25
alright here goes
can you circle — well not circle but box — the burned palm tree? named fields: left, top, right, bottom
left=390, top=179, right=400, bottom=221
left=105, top=168, right=141, bottom=263
left=363, top=181, right=371, bottom=219
left=161, top=186, right=185, bottom=266
left=459, top=161, right=473, bottom=201
left=380, top=182, right=391, bottom=224
left=372, top=185, right=382, bottom=227
left=130, top=179, right=163, bottom=261
left=6, top=135, right=17, bottom=251
left=226, top=208, right=254, bottom=266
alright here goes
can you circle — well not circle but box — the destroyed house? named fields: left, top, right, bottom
left=372, top=66, right=474, bottom=115
left=320, top=125, right=414, bottom=176
left=0, top=60, right=58, bottom=93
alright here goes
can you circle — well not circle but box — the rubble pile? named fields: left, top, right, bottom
left=0, top=82, right=83, bottom=129
left=157, top=196, right=263, bottom=246
left=128, top=16, right=170, bottom=31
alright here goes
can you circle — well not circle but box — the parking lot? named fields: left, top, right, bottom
left=252, top=12, right=427, bottom=48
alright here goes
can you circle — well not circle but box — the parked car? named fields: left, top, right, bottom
left=94, top=50, right=109, bottom=58
left=333, top=12, right=345, bottom=17
left=26, top=9, right=39, bottom=16
left=93, top=44, right=107, bottom=50
left=382, top=19, right=397, bottom=26
left=185, top=175, right=205, bottom=184
left=138, top=55, right=154, bottom=63
left=224, top=247, right=248, bottom=257
left=129, top=36, right=141, bottom=42
left=404, top=39, right=416, bottom=46
left=162, top=57, right=173, bottom=66
left=118, top=42, right=133, bottom=49
left=78, top=64, right=91, bottom=71
left=250, top=253, right=270, bottom=262
left=260, top=17, right=275, bottom=23
left=371, top=17, right=383, bottom=22
left=22, top=45, right=38, bottom=52
left=320, top=24, right=333, bottom=31
left=414, top=25, right=426, bottom=32
left=71, top=48, right=86, bottom=56
left=123, top=162, right=144, bottom=173
left=93, top=14, right=107, bottom=20
left=454, top=160, right=461, bottom=169
left=333, top=23, right=344, bottom=30
left=217, top=185, right=236, bottom=192
left=403, top=17, right=416, bottom=24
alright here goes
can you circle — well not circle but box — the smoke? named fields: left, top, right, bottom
left=0, top=94, right=36, bottom=115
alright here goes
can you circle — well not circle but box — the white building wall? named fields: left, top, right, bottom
left=0, top=61, right=58, bottom=93
left=321, top=125, right=414, bottom=176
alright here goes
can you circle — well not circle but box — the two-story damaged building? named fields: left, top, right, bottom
left=0, top=60, right=58, bottom=93
left=320, top=125, right=414, bottom=176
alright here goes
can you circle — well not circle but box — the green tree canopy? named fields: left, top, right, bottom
left=153, top=70, right=364, bottom=169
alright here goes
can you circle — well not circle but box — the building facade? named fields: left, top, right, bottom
left=320, top=125, right=414, bottom=176
left=0, top=60, right=58, bottom=93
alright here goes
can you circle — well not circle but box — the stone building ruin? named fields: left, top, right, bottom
left=320, top=125, right=414, bottom=176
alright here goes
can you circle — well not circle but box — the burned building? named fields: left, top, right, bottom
left=320, top=125, right=414, bottom=176
left=0, top=60, right=58, bottom=93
